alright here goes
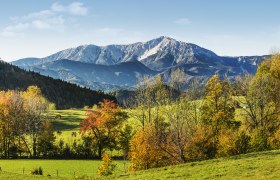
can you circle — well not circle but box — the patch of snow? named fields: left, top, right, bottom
left=138, top=42, right=163, bottom=60
left=115, top=72, right=121, bottom=76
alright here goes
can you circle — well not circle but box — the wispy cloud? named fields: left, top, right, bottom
left=93, top=28, right=125, bottom=36
left=1, top=2, right=88, bottom=37
left=51, top=2, right=88, bottom=16
left=174, top=18, right=191, bottom=25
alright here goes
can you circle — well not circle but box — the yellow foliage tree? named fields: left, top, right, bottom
left=129, top=124, right=176, bottom=171
left=97, top=153, right=116, bottom=176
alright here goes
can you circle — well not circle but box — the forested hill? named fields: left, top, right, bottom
left=0, top=60, right=115, bottom=109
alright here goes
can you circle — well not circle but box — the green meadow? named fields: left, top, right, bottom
left=0, top=150, right=279, bottom=179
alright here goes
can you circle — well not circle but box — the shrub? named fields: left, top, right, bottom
left=250, top=128, right=270, bottom=152
left=269, top=127, right=280, bottom=149
left=129, top=124, right=174, bottom=171
left=31, top=167, right=43, bottom=175
left=97, top=153, right=116, bottom=176
left=185, top=126, right=216, bottom=161
left=235, top=131, right=250, bottom=154
left=217, top=129, right=238, bottom=157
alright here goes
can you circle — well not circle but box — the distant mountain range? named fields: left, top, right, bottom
left=12, top=36, right=269, bottom=91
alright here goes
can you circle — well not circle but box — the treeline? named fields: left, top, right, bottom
left=127, top=54, right=280, bottom=170
left=0, top=61, right=115, bottom=109
left=0, top=86, right=52, bottom=157
left=0, top=84, right=130, bottom=159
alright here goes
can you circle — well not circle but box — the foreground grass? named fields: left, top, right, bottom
left=1, top=150, right=280, bottom=179
left=0, top=159, right=128, bottom=179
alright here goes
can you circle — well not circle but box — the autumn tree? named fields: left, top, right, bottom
left=165, top=96, right=200, bottom=163
left=243, top=56, right=280, bottom=130
left=97, top=153, right=116, bottom=176
left=133, top=76, right=155, bottom=127
left=37, top=120, right=56, bottom=157
left=239, top=55, right=280, bottom=150
left=23, top=86, right=49, bottom=157
left=0, top=86, right=51, bottom=157
left=169, top=68, right=186, bottom=92
left=200, top=75, right=238, bottom=156
left=81, top=99, right=128, bottom=158
left=0, top=91, right=13, bottom=157
left=129, top=124, right=175, bottom=170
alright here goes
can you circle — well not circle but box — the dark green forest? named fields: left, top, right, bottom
left=0, top=60, right=115, bottom=109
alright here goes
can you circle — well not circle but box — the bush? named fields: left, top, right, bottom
left=31, top=167, right=43, bottom=175
left=250, top=128, right=270, bottom=152
left=97, top=153, right=116, bottom=176
left=129, top=125, right=174, bottom=171
left=269, top=127, right=280, bottom=149
left=217, top=129, right=238, bottom=157
left=185, top=126, right=216, bottom=161
left=235, top=131, right=250, bottom=154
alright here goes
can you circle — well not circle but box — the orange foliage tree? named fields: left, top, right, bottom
left=80, top=99, right=128, bottom=158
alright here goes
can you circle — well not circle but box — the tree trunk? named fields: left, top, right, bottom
left=33, top=137, right=37, bottom=157
left=98, top=143, right=102, bottom=159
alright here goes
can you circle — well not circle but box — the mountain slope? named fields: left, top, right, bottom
left=12, top=36, right=223, bottom=71
left=22, top=59, right=158, bottom=91
left=0, top=60, right=115, bottom=109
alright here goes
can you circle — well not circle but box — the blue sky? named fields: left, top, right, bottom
left=1, top=0, right=280, bottom=61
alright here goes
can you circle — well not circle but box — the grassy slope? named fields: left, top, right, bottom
left=1, top=150, right=280, bottom=179
left=112, top=150, right=280, bottom=180
left=48, top=109, right=86, bottom=131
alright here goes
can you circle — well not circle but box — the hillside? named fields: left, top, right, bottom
left=12, top=36, right=269, bottom=91
left=0, top=60, right=115, bottom=109
left=113, top=150, right=280, bottom=179
left=22, top=59, right=158, bottom=91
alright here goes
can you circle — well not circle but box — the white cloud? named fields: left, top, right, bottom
left=32, top=16, right=65, bottom=30
left=93, top=27, right=125, bottom=35
left=0, top=2, right=87, bottom=37
left=174, top=18, right=191, bottom=25
left=22, top=10, right=55, bottom=20
left=0, top=31, right=17, bottom=37
left=5, top=23, right=30, bottom=31
left=51, top=2, right=88, bottom=16
left=32, top=20, right=51, bottom=29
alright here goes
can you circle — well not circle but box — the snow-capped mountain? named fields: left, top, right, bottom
left=12, top=36, right=222, bottom=69
left=12, top=36, right=269, bottom=91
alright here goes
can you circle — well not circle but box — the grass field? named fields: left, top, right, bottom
left=0, top=159, right=128, bottom=179
left=46, top=109, right=86, bottom=145
left=1, top=149, right=280, bottom=179
left=47, top=109, right=86, bottom=131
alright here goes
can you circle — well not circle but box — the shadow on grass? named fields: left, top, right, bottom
left=51, top=121, right=79, bottom=131
left=229, top=150, right=280, bottom=160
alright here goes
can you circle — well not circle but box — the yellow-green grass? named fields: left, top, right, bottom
left=46, top=109, right=85, bottom=145
left=0, top=159, right=128, bottom=179
left=47, top=109, right=87, bottom=131
left=1, top=149, right=280, bottom=179
left=112, top=149, right=280, bottom=180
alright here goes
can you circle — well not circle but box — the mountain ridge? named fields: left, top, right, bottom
left=12, top=36, right=269, bottom=91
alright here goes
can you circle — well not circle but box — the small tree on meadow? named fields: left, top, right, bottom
left=80, top=99, right=128, bottom=158
left=97, top=153, right=116, bottom=176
